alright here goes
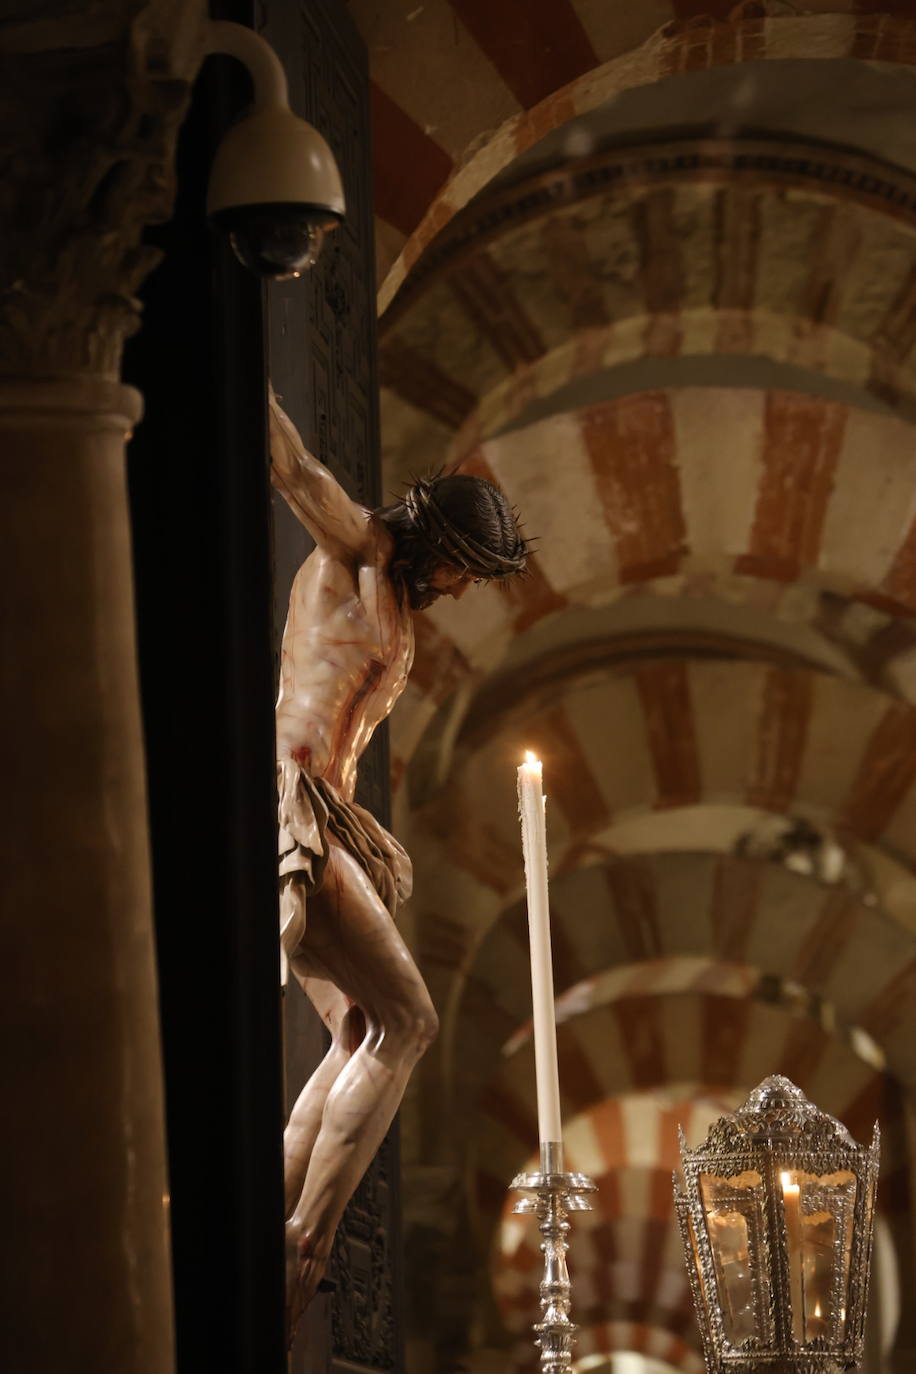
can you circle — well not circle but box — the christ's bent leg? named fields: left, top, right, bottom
left=283, top=975, right=362, bottom=1217
left=284, top=842, right=437, bottom=1338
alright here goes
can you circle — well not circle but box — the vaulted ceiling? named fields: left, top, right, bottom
left=349, top=3, right=916, bottom=1370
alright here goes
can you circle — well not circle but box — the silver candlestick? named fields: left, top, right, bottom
left=510, top=1141, right=597, bottom=1374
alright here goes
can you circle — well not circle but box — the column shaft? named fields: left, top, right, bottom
left=0, top=379, right=174, bottom=1373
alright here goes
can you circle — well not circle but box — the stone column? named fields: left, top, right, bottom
left=0, top=6, right=206, bottom=1370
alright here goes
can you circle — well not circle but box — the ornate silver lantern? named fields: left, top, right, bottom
left=674, top=1076, right=879, bottom=1373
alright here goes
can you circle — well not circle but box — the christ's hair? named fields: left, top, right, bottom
left=379, top=474, right=525, bottom=597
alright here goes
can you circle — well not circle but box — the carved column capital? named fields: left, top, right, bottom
left=0, top=1, right=209, bottom=378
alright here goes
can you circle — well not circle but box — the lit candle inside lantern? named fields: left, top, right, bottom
left=781, top=1171, right=805, bottom=1340
left=517, top=751, right=563, bottom=1147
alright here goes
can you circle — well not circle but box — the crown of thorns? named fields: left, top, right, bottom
left=404, top=477, right=528, bottom=579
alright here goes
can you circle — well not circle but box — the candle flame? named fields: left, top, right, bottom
left=523, top=750, right=540, bottom=766
left=780, top=1170, right=799, bottom=1194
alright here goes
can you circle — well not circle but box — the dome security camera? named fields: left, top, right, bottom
left=204, top=22, right=346, bottom=280
left=207, top=106, right=345, bottom=279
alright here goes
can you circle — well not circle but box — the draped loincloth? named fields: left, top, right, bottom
left=277, top=758, right=413, bottom=960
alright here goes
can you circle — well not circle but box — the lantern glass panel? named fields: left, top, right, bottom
left=779, top=1167, right=857, bottom=1344
left=699, top=1170, right=766, bottom=1346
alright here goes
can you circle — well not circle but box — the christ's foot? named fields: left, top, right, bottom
left=285, top=1220, right=331, bottom=1348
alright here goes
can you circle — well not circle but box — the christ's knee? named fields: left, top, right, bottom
left=375, top=993, right=438, bottom=1065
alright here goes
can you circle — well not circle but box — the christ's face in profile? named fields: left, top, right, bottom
left=409, top=563, right=476, bottom=611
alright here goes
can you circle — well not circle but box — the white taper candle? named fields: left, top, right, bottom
left=517, top=751, right=563, bottom=1146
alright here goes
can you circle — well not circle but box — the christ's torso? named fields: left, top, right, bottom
left=275, top=538, right=414, bottom=800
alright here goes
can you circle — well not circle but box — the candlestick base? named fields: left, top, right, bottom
left=510, top=1143, right=597, bottom=1374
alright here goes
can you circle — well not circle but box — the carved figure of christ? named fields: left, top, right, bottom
left=269, top=392, right=476, bottom=1339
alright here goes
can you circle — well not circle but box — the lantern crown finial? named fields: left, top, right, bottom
left=742, top=1074, right=805, bottom=1111
left=733, top=1075, right=857, bottom=1148
left=682, top=1076, right=860, bottom=1154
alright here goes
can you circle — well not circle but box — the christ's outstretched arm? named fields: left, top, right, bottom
left=269, top=388, right=371, bottom=558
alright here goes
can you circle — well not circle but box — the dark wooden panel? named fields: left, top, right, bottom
left=124, top=3, right=287, bottom=1372
left=259, top=2, right=403, bottom=1370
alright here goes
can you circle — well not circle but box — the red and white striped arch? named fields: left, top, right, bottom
left=408, top=662, right=916, bottom=896
left=391, top=389, right=916, bottom=796
left=460, top=907, right=915, bottom=1088
left=400, top=666, right=916, bottom=1137
left=359, top=7, right=916, bottom=1367
left=351, top=5, right=916, bottom=310
left=468, top=993, right=897, bottom=1183
left=380, top=156, right=916, bottom=482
